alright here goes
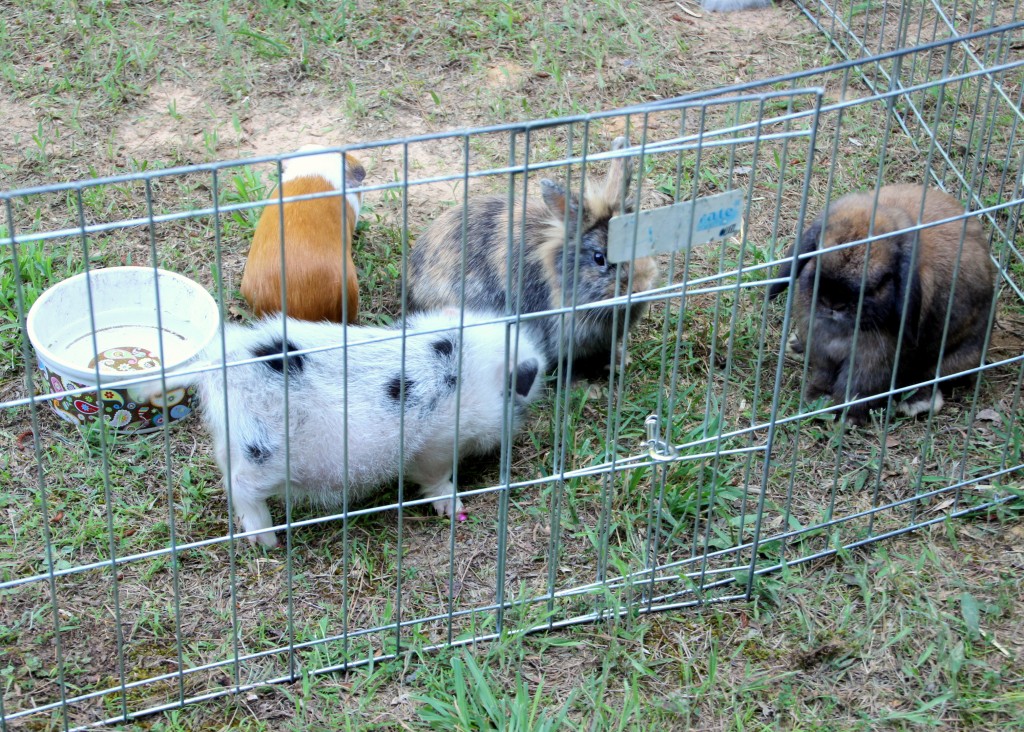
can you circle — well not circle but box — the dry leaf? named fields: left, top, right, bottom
left=976, top=408, right=1000, bottom=422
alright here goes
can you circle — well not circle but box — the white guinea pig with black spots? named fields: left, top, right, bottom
left=408, top=137, right=656, bottom=377
left=141, top=311, right=546, bottom=547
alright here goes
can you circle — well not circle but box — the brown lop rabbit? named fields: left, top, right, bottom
left=769, top=184, right=996, bottom=423
left=241, top=145, right=365, bottom=323
left=408, top=137, right=656, bottom=375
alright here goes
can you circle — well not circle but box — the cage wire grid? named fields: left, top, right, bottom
left=1, top=2, right=1023, bottom=729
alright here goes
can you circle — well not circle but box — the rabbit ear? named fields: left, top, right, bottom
left=541, top=179, right=580, bottom=224
left=769, top=214, right=824, bottom=299
left=601, top=136, right=633, bottom=206
left=895, top=230, right=923, bottom=344
left=512, top=358, right=540, bottom=398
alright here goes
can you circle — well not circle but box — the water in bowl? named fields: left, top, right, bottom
left=65, top=323, right=192, bottom=377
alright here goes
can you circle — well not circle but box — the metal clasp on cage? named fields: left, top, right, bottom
left=644, top=415, right=678, bottom=462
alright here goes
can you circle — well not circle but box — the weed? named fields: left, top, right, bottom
left=0, top=233, right=82, bottom=375
left=414, top=650, right=579, bottom=731
left=1, top=1, right=1022, bottom=730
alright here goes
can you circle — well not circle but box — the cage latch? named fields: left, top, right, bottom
left=644, top=415, right=678, bottom=462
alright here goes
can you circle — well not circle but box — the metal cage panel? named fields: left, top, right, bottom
left=1, top=3, right=1022, bottom=729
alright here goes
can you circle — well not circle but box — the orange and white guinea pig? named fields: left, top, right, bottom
left=241, top=145, right=366, bottom=323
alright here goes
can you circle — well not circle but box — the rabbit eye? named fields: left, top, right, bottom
left=593, top=250, right=606, bottom=267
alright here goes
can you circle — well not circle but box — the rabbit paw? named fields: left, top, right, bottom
left=607, top=348, right=633, bottom=371
left=586, top=383, right=606, bottom=400
left=897, top=390, right=944, bottom=418
left=786, top=330, right=805, bottom=356
left=231, top=487, right=280, bottom=548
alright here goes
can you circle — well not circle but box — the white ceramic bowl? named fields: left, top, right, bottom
left=26, top=266, right=220, bottom=433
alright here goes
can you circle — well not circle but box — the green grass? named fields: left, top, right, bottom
left=1, top=0, right=1023, bottom=729
left=0, top=233, right=82, bottom=375
left=41, top=525, right=1013, bottom=731
left=413, top=650, right=580, bottom=731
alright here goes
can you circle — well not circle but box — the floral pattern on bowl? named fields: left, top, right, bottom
left=40, top=360, right=198, bottom=434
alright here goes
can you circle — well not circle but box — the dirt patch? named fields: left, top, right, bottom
left=117, top=83, right=211, bottom=158
left=113, top=85, right=384, bottom=179
left=0, top=96, right=43, bottom=185
left=1, top=1, right=1022, bottom=729
left=485, top=62, right=529, bottom=91
left=672, top=3, right=813, bottom=83
left=0, top=96, right=40, bottom=150
left=366, top=116, right=471, bottom=224
left=117, top=83, right=356, bottom=163
left=238, top=103, right=353, bottom=159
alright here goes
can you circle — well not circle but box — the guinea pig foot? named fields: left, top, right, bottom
left=837, top=405, right=870, bottom=429
left=430, top=501, right=466, bottom=521
left=429, top=493, right=465, bottom=519
left=239, top=523, right=280, bottom=548
left=256, top=533, right=281, bottom=548
left=231, top=493, right=280, bottom=547
left=897, top=390, right=944, bottom=418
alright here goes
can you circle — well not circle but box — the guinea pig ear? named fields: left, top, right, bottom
left=601, top=136, right=633, bottom=208
left=769, top=215, right=824, bottom=299
left=345, top=156, right=366, bottom=187
left=895, top=232, right=924, bottom=345
left=541, top=179, right=580, bottom=227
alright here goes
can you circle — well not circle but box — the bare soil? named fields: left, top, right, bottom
left=1, top=0, right=1022, bottom=729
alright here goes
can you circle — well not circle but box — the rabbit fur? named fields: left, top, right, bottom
left=770, top=184, right=996, bottom=423
left=408, top=137, right=656, bottom=376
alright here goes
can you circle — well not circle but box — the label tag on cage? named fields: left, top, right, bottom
left=606, top=189, right=745, bottom=263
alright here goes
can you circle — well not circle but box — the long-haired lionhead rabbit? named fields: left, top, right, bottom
left=408, top=137, right=656, bottom=376
left=769, top=183, right=996, bottom=424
